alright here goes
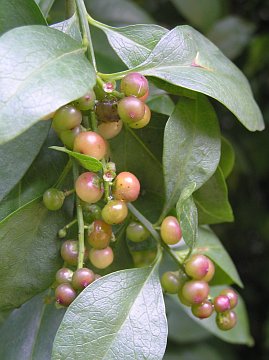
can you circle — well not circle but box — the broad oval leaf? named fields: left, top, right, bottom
left=0, top=199, right=69, bottom=310
left=0, top=25, right=96, bottom=144
left=0, top=121, right=50, bottom=202
left=51, top=13, right=82, bottom=42
left=50, top=146, right=103, bottom=172
left=162, top=94, right=220, bottom=215
left=35, top=0, right=56, bottom=17
left=0, top=0, right=46, bottom=35
left=52, top=265, right=167, bottom=360
left=0, top=291, right=65, bottom=360
left=193, top=226, right=243, bottom=287
left=133, top=26, right=264, bottom=131
left=219, top=136, right=235, bottom=178
left=147, top=94, right=175, bottom=116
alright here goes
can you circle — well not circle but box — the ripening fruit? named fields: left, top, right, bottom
left=113, top=171, right=140, bottom=202
left=55, top=283, right=76, bottom=306
left=129, top=104, right=151, bottom=129
left=59, top=126, right=82, bottom=150
left=95, top=100, right=119, bottom=122
left=101, top=200, right=128, bottom=225
left=73, top=90, right=96, bottom=110
left=201, top=258, right=215, bottom=282
left=55, top=268, right=73, bottom=284
left=120, top=73, right=149, bottom=98
left=43, top=188, right=65, bottom=211
left=161, top=272, right=181, bottom=294
left=52, top=105, right=82, bottom=132
left=73, top=131, right=108, bottom=160
left=89, top=247, right=114, bottom=269
left=60, top=240, right=79, bottom=266
left=139, top=89, right=149, bottom=102
left=117, top=96, right=145, bottom=124
left=181, top=280, right=210, bottom=305
left=97, top=120, right=123, bottom=139
left=191, top=300, right=214, bottom=319
left=160, top=216, right=182, bottom=245
left=216, top=310, right=237, bottom=331
left=72, top=268, right=95, bottom=290
left=126, top=221, right=150, bottom=242
left=87, top=220, right=112, bottom=249
left=213, top=295, right=231, bottom=313
left=83, top=203, right=102, bottom=223
left=185, top=254, right=210, bottom=280
left=219, top=288, right=238, bottom=309
left=178, top=289, right=192, bottom=307
left=75, top=172, right=104, bottom=203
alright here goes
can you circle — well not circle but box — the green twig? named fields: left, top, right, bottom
left=65, top=0, right=76, bottom=18
left=90, top=110, right=98, bottom=132
left=54, top=160, right=72, bottom=188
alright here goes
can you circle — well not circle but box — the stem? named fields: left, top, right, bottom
left=72, top=160, right=85, bottom=269
left=54, top=160, right=72, bottom=188
left=96, top=75, right=125, bottom=99
left=162, top=243, right=185, bottom=271
left=98, top=69, right=133, bottom=82
left=101, top=159, right=111, bottom=202
left=65, top=0, right=76, bottom=18
left=82, top=114, right=90, bottom=129
left=75, top=0, right=97, bottom=70
left=90, top=110, right=98, bottom=132
left=64, top=189, right=75, bottom=197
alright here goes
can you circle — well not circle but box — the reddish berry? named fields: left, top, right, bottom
left=73, top=131, right=108, bottom=160
left=75, top=172, right=104, bottom=203
left=216, top=310, right=237, bottom=331
left=98, top=120, right=123, bottom=139
left=55, top=283, right=76, bottom=306
left=87, top=220, right=112, bottom=249
left=201, top=258, right=215, bottom=282
left=185, top=254, right=210, bottom=280
left=118, top=96, right=145, bottom=124
left=55, top=268, right=73, bottom=284
left=101, top=200, right=128, bottom=225
left=181, top=280, right=210, bottom=305
left=113, top=171, right=140, bottom=202
left=120, top=72, right=149, bottom=98
left=160, top=216, right=182, bottom=245
left=72, top=268, right=95, bottom=290
left=52, top=105, right=82, bottom=132
left=191, top=300, right=214, bottom=319
left=89, top=247, right=114, bottom=269
left=214, top=295, right=231, bottom=313
left=220, top=288, right=238, bottom=309
left=61, top=240, right=79, bottom=266
left=129, top=104, right=151, bottom=129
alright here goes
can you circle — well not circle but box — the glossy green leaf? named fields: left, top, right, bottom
left=86, top=0, right=154, bottom=26
left=0, top=291, right=65, bottom=360
left=219, top=137, right=235, bottom=178
left=171, top=0, right=222, bottom=32
left=147, top=94, right=175, bottom=116
left=132, top=26, right=264, bottom=131
left=172, top=285, right=253, bottom=345
left=0, top=25, right=96, bottom=144
left=0, top=130, right=68, bottom=221
left=50, top=146, right=103, bottom=172
left=90, top=19, right=168, bottom=68
left=34, top=0, right=55, bottom=17
left=0, top=121, right=50, bottom=202
left=0, top=0, right=46, bottom=35
left=0, top=199, right=69, bottom=310
left=194, top=167, right=234, bottom=224
left=51, top=13, right=82, bottom=42
left=193, top=226, right=243, bottom=287
left=207, top=16, right=255, bottom=60
left=177, top=194, right=198, bottom=250
left=52, top=264, right=167, bottom=360
left=162, top=95, right=220, bottom=215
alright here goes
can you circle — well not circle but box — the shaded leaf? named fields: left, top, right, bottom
left=0, top=199, right=69, bottom=310
left=219, top=137, right=235, bottom=178
left=162, top=95, right=220, bottom=215
left=0, top=121, right=50, bottom=202
left=0, top=0, right=46, bottom=35
left=177, top=194, right=198, bottom=250
left=0, top=291, right=65, bottom=360
left=51, top=13, right=82, bottom=42
left=0, top=25, right=96, bottom=144
left=194, top=167, right=234, bottom=224
left=52, top=264, right=167, bottom=360
left=50, top=146, right=103, bottom=172
left=147, top=94, right=175, bottom=116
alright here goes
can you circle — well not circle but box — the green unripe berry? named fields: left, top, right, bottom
left=161, top=272, right=181, bottom=294
left=101, top=200, right=128, bottom=225
left=73, top=90, right=96, bottom=110
left=59, top=126, right=82, bottom=150
left=52, top=105, right=82, bottom=132
left=43, top=188, right=65, bottom=211
left=83, top=203, right=102, bottom=223
left=216, top=310, right=237, bottom=331
left=126, top=221, right=150, bottom=242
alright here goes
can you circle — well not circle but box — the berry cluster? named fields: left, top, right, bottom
left=161, top=252, right=239, bottom=331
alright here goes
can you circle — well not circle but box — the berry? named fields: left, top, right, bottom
left=120, top=72, right=149, bottom=98
left=89, top=247, right=114, bottom=269
left=139, top=89, right=149, bottom=102
left=97, top=120, right=123, bottom=139
left=213, top=295, right=231, bottom=313
left=117, top=97, right=145, bottom=124
left=59, top=126, right=82, bottom=150
left=160, top=216, right=182, bottom=245
left=101, top=200, right=128, bottom=225
left=88, top=220, right=112, bottom=249
left=178, top=289, right=192, bottom=307
left=126, top=221, right=150, bottom=242
left=55, top=283, right=76, bottom=306
left=43, top=188, right=65, bottom=211
left=113, top=171, right=140, bottom=202
left=181, top=280, right=210, bottom=305
left=129, top=104, right=151, bottom=129
left=185, top=254, right=210, bottom=280
left=201, top=258, right=215, bottom=282
left=73, top=131, right=108, bottom=160
left=83, top=203, right=102, bottom=223
left=161, top=272, right=181, bottom=294
left=72, top=268, right=95, bottom=290
left=52, top=105, right=82, bottom=132
left=95, top=100, right=119, bottom=122
left=74, top=90, right=96, bottom=110
left=219, top=288, right=238, bottom=309
left=55, top=268, right=73, bottom=284
left=60, top=240, right=79, bottom=266
left=191, top=300, right=214, bottom=319
left=75, top=172, right=104, bottom=203
left=216, top=310, right=237, bottom=331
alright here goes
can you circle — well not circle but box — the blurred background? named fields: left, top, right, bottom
left=48, top=0, right=269, bottom=358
